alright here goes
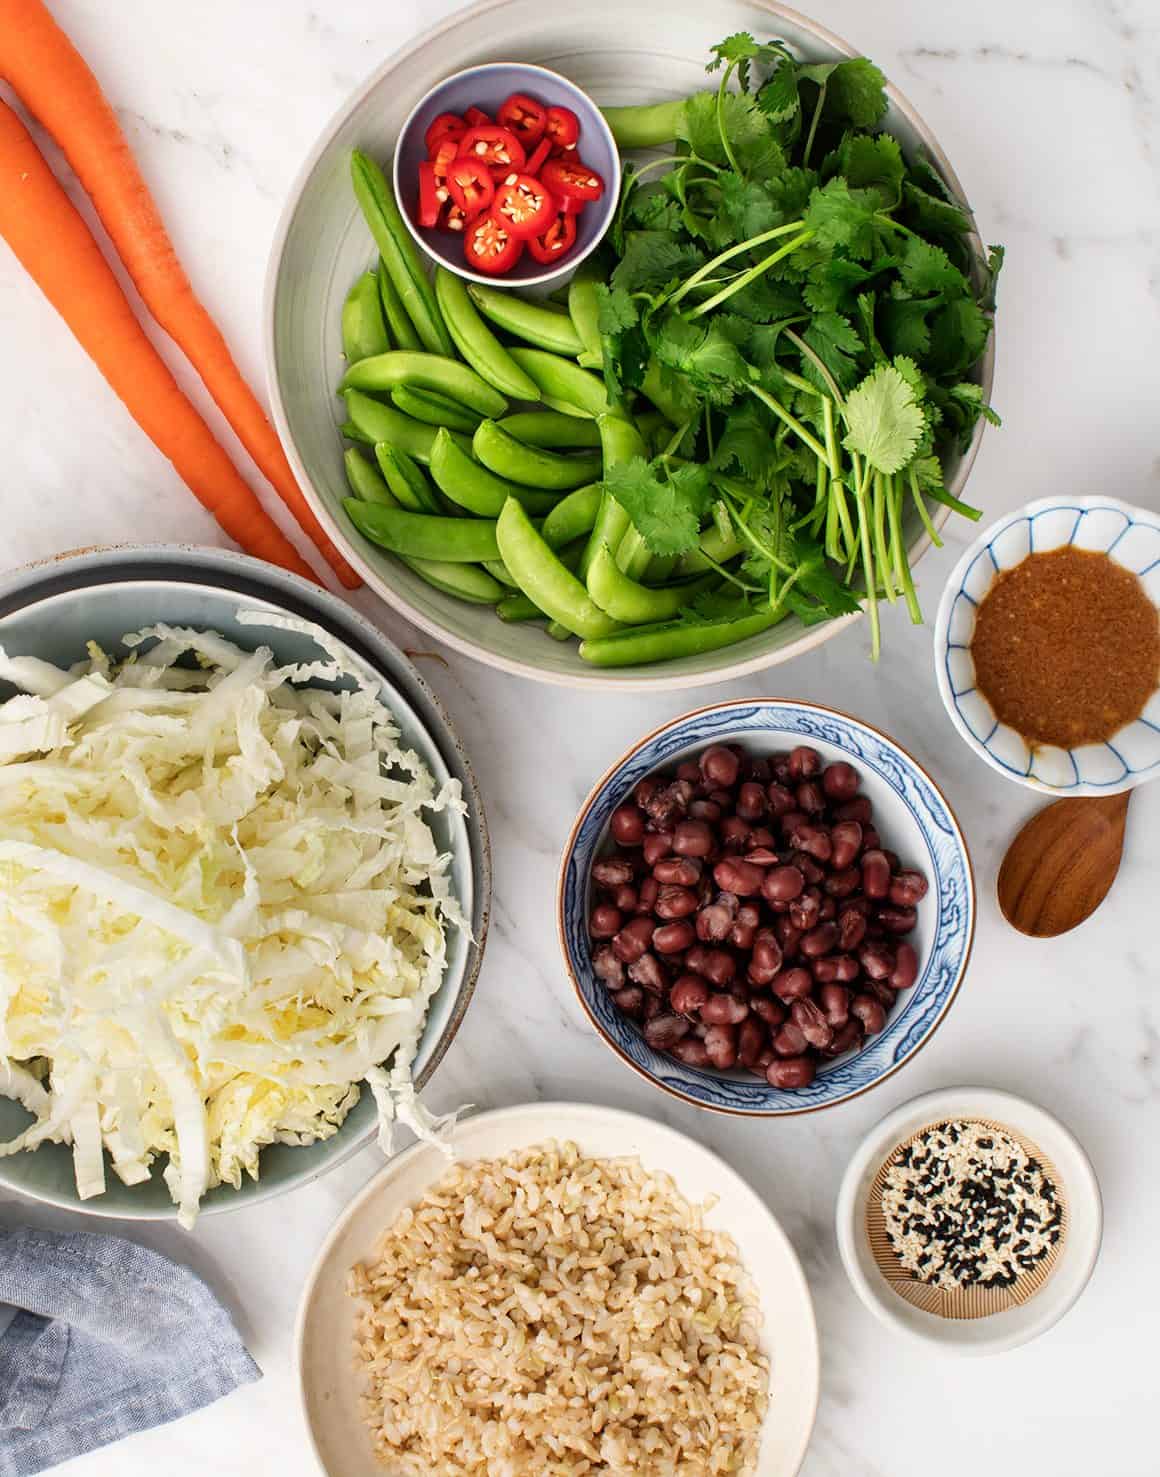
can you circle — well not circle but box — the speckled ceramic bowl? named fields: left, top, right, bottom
left=558, top=700, right=975, bottom=1116
left=0, top=546, right=490, bottom=1219
left=934, top=496, right=1160, bottom=795
left=393, top=62, right=619, bottom=289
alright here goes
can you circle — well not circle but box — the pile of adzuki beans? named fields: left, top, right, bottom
left=587, top=743, right=928, bottom=1089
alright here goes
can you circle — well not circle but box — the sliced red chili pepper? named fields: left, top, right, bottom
left=425, top=112, right=466, bottom=156
left=447, top=156, right=495, bottom=218
left=525, top=137, right=552, bottom=177
left=560, top=193, right=587, bottom=215
left=491, top=172, right=556, bottom=240
left=417, top=162, right=441, bottom=228
left=544, top=105, right=580, bottom=153
left=441, top=203, right=470, bottom=233
left=496, top=92, right=548, bottom=147
left=527, top=210, right=577, bottom=264
left=430, top=137, right=459, bottom=190
left=540, top=155, right=604, bottom=204
left=463, top=105, right=493, bottom=128
left=463, top=214, right=524, bottom=274
left=456, top=124, right=527, bottom=181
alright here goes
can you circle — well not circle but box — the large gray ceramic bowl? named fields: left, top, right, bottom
left=266, top=0, right=995, bottom=690
left=0, top=546, right=490, bottom=1220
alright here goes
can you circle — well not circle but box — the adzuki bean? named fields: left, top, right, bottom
left=587, top=742, right=929, bottom=1089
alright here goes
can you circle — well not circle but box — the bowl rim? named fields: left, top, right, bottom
left=932, top=494, right=1160, bottom=798
left=390, top=60, right=621, bottom=290
left=263, top=0, right=996, bottom=691
left=556, top=697, right=976, bottom=1116
left=294, top=1098, right=821, bottom=1477
left=834, top=1086, right=1104, bottom=1354
left=0, top=543, right=491, bottom=1220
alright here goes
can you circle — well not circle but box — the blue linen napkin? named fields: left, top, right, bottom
left=0, top=1226, right=260, bottom=1476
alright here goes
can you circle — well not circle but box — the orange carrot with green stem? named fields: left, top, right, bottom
left=0, top=0, right=360, bottom=589
left=0, top=98, right=320, bottom=583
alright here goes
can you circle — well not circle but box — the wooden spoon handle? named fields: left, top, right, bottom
left=998, top=791, right=1130, bottom=938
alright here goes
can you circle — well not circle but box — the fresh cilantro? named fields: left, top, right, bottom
left=897, top=235, right=970, bottom=298
left=649, top=312, right=752, bottom=400
left=804, top=179, right=887, bottom=258
left=798, top=57, right=889, bottom=128
left=837, top=134, right=905, bottom=209
left=612, top=233, right=702, bottom=295
left=901, top=181, right=971, bottom=238
left=603, top=457, right=713, bottom=555
left=801, top=311, right=864, bottom=392
left=842, top=362, right=925, bottom=474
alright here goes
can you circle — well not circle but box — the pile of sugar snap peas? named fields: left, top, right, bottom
left=338, top=151, right=772, bottom=668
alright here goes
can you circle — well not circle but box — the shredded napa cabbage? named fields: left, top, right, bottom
left=0, top=613, right=466, bottom=1226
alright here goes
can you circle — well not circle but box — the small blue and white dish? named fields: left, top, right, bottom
left=934, top=496, right=1160, bottom=795
left=557, top=700, right=975, bottom=1117
left=392, top=62, right=620, bottom=289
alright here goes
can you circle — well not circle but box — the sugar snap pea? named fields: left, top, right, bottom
left=678, top=522, right=744, bottom=575
left=390, top=385, right=482, bottom=434
left=341, top=351, right=507, bottom=420
left=344, top=446, right=393, bottom=504
left=466, top=283, right=583, bottom=356
left=586, top=544, right=715, bottom=624
left=578, top=605, right=784, bottom=667
left=343, top=391, right=470, bottom=464
left=344, top=499, right=500, bottom=563
left=429, top=428, right=559, bottom=518
left=343, top=452, right=501, bottom=603
left=568, top=258, right=604, bottom=362
left=342, top=271, right=390, bottom=364
left=374, top=444, right=441, bottom=513
left=482, top=559, right=519, bottom=588
left=377, top=260, right=422, bottom=351
left=340, top=419, right=373, bottom=445
left=496, top=591, right=542, bottom=623
left=541, top=484, right=602, bottom=549
left=579, top=414, right=648, bottom=578
left=641, top=357, right=700, bottom=425
left=351, top=152, right=454, bottom=357
left=496, top=499, right=621, bottom=641
left=472, top=420, right=601, bottom=491
left=507, top=347, right=610, bottom=418
left=434, top=267, right=541, bottom=402
left=497, top=412, right=602, bottom=449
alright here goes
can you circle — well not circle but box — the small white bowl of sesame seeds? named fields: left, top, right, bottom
left=836, top=1087, right=1102, bottom=1354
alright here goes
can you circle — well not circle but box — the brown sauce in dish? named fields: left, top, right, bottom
left=970, top=546, right=1160, bottom=748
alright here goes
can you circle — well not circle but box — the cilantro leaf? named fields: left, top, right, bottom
left=880, top=292, right=937, bottom=359
left=712, top=400, right=780, bottom=482
left=595, top=284, right=647, bottom=404
left=855, top=291, right=887, bottom=360
left=603, top=457, right=713, bottom=555
left=926, top=298, right=991, bottom=375
left=650, top=312, right=752, bottom=400
left=837, top=133, right=905, bottom=209
left=804, top=178, right=886, bottom=258
left=595, top=282, right=638, bottom=336
left=801, top=311, right=864, bottom=391
left=946, top=379, right=1002, bottom=427
left=612, top=232, right=702, bottom=295
left=798, top=57, right=889, bottom=129
left=897, top=235, right=970, bottom=298
left=681, top=89, right=783, bottom=177
left=802, top=253, right=896, bottom=312
left=901, top=181, right=971, bottom=238
left=842, top=361, right=925, bottom=474
left=980, top=244, right=1005, bottom=312
left=757, top=58, right=800, bottom=124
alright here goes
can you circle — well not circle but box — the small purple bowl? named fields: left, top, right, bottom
left=392, top=61, right=620, bottom=289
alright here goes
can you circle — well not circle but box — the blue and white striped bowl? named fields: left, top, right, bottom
left=934, top=497, right=1160, bottom=795
left=557, top=701, right=975, bottom=1117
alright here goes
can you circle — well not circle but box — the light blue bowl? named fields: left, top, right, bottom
left=558, top=700, right=974, bottom=1117
left=0, top=546, right=489, bottom=1219
left=392, top=61, right=620, bottom=288
left=934, top=496, right=1160, bottom=795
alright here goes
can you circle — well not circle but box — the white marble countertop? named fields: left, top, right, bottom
left=1, top=2, right=1158, bottom=1474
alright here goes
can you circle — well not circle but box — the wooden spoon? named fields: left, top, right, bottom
left=998, top=791, right=1131, bottom=937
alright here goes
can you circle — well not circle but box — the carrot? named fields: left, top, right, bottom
left=0, top=0, right=361, bottom=589
left=0, top=99, right=320, bottom=584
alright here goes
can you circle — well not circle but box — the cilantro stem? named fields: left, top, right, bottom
left=666, top=221, right=809, bottom=309
left=716, top=65, right=744, bottom=176
left=887, top=474, right=923, bottom=624
left=872, top=471, right=896, bottom=603
left=821, top=396, right=841, bottom=481
left=697, top=549, right=761, bottom=593
left=689, top=230, right=815, bottom=317
left=908, top=466, right=943, bottom=548
left=850, top=452, right=880, bottom=661
left=785, top=329, right=846, bottom=408
left=922, top=485, right=984, bottom=521
left=801, top=77, right=828, bottom=170
left=825, top=479, right=841, bottom=562
left=749, top=386, right=828, bottom=464
left=779, top=367, right=822, bottom=399
left=830, top=478, right=857, bottom=560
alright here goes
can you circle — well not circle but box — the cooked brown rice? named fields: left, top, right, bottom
left=349, top=1139, right=770, bottom=1475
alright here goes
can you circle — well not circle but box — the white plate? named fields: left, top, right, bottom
left=265, top=0, right=993, bottom=691
left=296, top=1102, right=819, bottom=1475
left=835, top=1088, right=1103, bottom=1355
